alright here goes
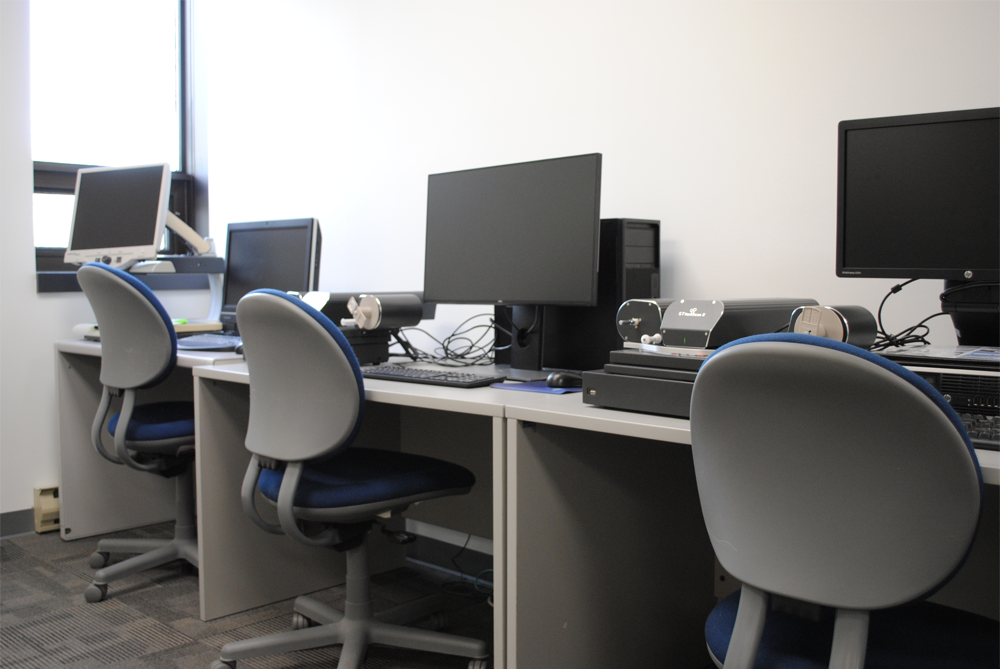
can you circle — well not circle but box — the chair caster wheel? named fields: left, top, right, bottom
left=291, top=612, right=316, bottom=630
left=211, top=661, right=236, bottom=669
left=468, top=659, right=489, bottom=669
left=84, top=583, right=107, bottom=603
left=88, top=552, right=109, bottom=569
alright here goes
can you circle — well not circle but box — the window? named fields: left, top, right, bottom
left=31, top=0, right=180, bottom=170
left=30, top=0, right=202, bottom=286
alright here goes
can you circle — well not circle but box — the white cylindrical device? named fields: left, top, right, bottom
left=790, top=305, right=877, bottom=349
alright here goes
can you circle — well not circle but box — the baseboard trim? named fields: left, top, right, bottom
left=1, top=509, right=36, bottom=538
left=406, top=534, right=493, bottom=583
left=405, top=519, right=493, bottom=555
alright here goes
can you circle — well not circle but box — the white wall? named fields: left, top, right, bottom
left=0, top=0, right=209, bottom=514
left=0, top=0, right=73, bottom=516
left=204, top=0, right=999, bottom=346
left=2, top=1, right=997, bottom=515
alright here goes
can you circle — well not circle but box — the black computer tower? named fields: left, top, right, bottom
left=495, top=218, right=661, bottom=371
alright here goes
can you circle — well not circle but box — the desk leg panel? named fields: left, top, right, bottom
left=926, top=484, right=999, bottom=621
left=492, top=416, right=506, bottom=669
left=195, top=378, right=404, bottom=621
left=399, top=408, right=494, bottom=539
left=58, top=351, right=176, bottom=540
left=509, top=420, right=716, bottom=669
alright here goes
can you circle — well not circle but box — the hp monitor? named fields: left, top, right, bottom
left=837, top=107, right=1000, bottom=346
left=836, top=108, right=999, bottom=282
left=64, top=164, right=172, bottom=269
left=219, top=219, right=322, bottom=331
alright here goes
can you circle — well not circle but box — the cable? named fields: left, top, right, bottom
left=473, top=568, right=494, bottom=596
left=390, top=331, right=420, bottom=361
left=939, top=281, right=999, bottom=300
left=390, top=313, right=498, bottom=367
left=507, top=305, right=539, bottom=339
left=493, top=321, right=513, bottom=338
left=440, top=533, right=491, bottom=599
left=869, top=279, right=950, bottom=351
left=491, top=319, right=512, bottom=352
left=871, top=311, right=949, bottom=351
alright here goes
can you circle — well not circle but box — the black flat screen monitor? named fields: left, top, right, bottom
left=423, top=153, right=602, bottom=306
left=220, top=218, right=322, bottom=331
left=836, top=108, right=999, bottom=282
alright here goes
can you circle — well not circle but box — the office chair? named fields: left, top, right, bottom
left=689, top=333, right=999, bottom=669
left=76, top=263, right=198, bottom=603
left=211, top=289, right=489, bottom=669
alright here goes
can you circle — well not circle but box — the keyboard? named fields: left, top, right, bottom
left=960, top=414, right=1000, bottom=451
left=177, top=333, right=242, bottom=351
left=361, top=365, right=507, bottom=389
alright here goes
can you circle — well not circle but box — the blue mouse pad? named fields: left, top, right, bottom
left=491, top=380, right=583, bottom=394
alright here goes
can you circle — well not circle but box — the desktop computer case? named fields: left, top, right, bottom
left=495, top=218, right=661, bottom=371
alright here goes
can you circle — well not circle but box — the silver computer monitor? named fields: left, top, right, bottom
left=64, top=164, right=172, bottom=270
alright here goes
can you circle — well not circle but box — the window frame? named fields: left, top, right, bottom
left=34, top=0, right=209, bottom=293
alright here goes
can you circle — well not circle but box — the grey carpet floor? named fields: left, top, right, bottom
left=1, top=524, right=493, bottom=668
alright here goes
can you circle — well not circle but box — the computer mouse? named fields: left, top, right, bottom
left=546, top=371, right=583, bottom=388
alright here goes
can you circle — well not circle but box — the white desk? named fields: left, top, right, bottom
left=500, top=390, right=999, bottom=668
left=56, top=340, right=242, bottom=541
left=192, top=361, right=512, bottom=668
left=497, top=391, right=716, bottom=667
left=57, top=341, right=1000, bottom=669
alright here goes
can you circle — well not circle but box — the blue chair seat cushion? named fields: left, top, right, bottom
left=257, top=449, right=476, bottom=509
left=107, top=401, right=196, bottom=442
left=707, top=589, right=1000, bottom=669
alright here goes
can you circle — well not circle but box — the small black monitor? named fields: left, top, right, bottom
left=423, top=153, right=602, bottom=306
left=836, top=108, right=999, bottom=282
left=220, top=218, right=322, bottom=331
left=837, top=108, right=1000, bottom=346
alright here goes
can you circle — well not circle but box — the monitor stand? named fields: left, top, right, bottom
left=941, top=280, right=999, bottom=347
left=495, top=365, right=551, bottom=382
left=498, top=306, right=551, bottom=381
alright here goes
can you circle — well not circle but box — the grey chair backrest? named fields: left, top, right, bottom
left=690, top=334, right=982, bottom=610
left=236, top=289, right=364, bottom=463
left=77, top=263, right=177, bottom=390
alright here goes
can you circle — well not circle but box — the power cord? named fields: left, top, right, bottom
left=869, top=279, right=949, bottom=351
left=441, top=533, right=492, bottom=600
left=506, top=305, right=539, bottom=341
left=939, top=281, right=1000, bottom=301
left=391, top=313, right=497, bottom=366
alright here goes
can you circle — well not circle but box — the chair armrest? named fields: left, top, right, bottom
left=276, top=461, right=343, bottom=547
left=241, top=455, right=285, bottom=535
left=113, top=389, right=165, bottom=473
left=91, top=386, right=122, bottom=464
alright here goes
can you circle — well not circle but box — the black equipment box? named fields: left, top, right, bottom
left=341, top=327, right=392, bottom=366
left=582, top=349, right=704, bottom=418
left=583, top=298, right=816, bottom=418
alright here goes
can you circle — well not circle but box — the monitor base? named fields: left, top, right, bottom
left=942, top=281, right=999, bottom=347
left=495, top=365, right=551, bottom=382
